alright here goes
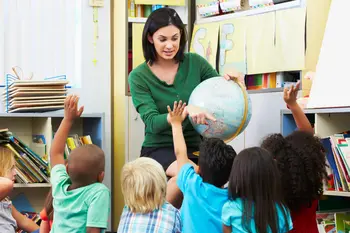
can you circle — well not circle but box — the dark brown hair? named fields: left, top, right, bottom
left=228, top=147, right=290, bottom=233
left=142, top=7, right=187, bottom=65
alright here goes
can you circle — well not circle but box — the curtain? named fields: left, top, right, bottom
left=0, top=0, right=82, bottom=87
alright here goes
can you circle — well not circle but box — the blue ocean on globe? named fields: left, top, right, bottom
left=188, top=76, right=252, bottom=142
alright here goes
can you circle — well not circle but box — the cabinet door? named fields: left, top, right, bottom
left=244, top=92, right=286, bottom=147
left=128, top=97, right=145, bottom=162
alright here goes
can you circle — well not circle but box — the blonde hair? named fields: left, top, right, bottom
left=121, top=157, right=167, bottom=213
left=0, top=146, right=15, bottom=177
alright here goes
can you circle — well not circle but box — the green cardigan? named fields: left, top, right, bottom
left=128, top=53, right=219, bottom=148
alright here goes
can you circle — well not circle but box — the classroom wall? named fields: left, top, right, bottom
left=112, top=0, right=127, bottom=231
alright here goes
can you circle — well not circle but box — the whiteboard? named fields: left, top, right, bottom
left=308, top=0, right=350, bottom=108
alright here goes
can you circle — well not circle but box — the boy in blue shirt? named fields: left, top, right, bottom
left=166, top=101, right=236, bottom=233
left=50, top=95, right=110, bottom=233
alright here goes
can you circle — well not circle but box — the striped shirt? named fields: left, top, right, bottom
left=117, top=202, right=181, bottom=233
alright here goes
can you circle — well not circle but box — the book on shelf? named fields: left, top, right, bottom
left=322, top=131, right=350, bottom=193
left=0, top=129, right=49, bottom=184
left=64, top=134, right=93, bottom=159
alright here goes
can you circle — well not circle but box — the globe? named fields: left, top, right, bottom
left=188, top=76, right=252, bottom=142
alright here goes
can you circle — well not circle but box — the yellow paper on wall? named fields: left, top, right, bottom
left=132, top=23, right=145, bottom=69
left=135, top=0, right=185, bottom=6
left=246, top=12, right=276, bottom=74
left=275, top=7, right=306, bottom=72
left=219, top=17, right=247, bottom=75
left=190, top=23, right=219, bottom=68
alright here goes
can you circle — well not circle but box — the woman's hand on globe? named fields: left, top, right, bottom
left=224, top=70, right=246, bottom=88
left=186, top=105, right=216, bottom=125
left=167, top=100, right=187, bottom=125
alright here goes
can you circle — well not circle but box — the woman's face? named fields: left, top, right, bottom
left=149, top=25, right=181, bottom=61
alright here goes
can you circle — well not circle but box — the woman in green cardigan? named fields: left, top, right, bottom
left=128, top=7, right=243, bottom=172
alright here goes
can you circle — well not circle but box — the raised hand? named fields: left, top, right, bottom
left=283, top=81, right=300, bottom=108
left=167, top=100, right=186, bottom=125
left=64, top=95, right=84, bottom=122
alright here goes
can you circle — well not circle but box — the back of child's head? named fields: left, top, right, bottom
left=0, top=146, right=15, bottom=177
left=261, top=131, right=327, bottom=211
left=228, top=147, right=289, bottom=233
left=198, top=138, right=236, bottom=188
left=121, top=157, right=167, bottom=213
left=67, top=144, right=105, bottom=185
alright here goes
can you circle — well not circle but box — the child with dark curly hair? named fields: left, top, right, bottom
left=261, top=82, right=328, bottom=233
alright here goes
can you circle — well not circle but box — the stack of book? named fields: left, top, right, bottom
left=64, top=134, right=93, bottom=159
left=0, top=129, right=49, bottom=184
left=2, top=80, right=68, bottom=113
left=322, top=131, right=350, bottom=192
left=317, top=211, right=350, bottom=233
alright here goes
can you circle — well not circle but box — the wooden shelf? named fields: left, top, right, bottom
left=323, top=191, right=350, bottom=197
left=196, top=0, right=303, bottom=24
left=281, top=107, right=350, bottom=115
left=128, top=17, right=147, bottom=23
left=247, top=87, right=284, bottom=94
left=14, top=183, right=51, bottom=188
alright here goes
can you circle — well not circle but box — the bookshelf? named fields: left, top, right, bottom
left=281, top=107, right=350, bottom=202
left=1, top=112, right=104, bottom=213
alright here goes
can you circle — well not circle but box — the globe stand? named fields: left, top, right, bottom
left=191, top=77, right=249, bottom=157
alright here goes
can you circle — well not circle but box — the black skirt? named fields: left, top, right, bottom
left=141, top=146, right=199, bottom=171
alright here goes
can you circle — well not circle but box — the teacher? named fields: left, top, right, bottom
left=128, top=7, right=243, bottom=171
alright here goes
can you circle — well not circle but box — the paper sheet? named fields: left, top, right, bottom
left=219, top=0, right=241, bottom=13
left=219, top=17, right=247, bottom=75
left=196, top=0, right=220, bottom=17
left=132, top=23, right=145, bottom=69
left=190, top=23, right=219, bottom=68
left=135, top=0, right=185, bottom=6
left=308, top=0, right=350, bottom=108
left=275, top=7, right=306, bottom=72
left=246, top=12, right=276, bottom=74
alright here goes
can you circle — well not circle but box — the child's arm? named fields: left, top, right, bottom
left=39, top=220, right=50, bottom=233
left=0, top=177, right=14, bottom=201
left=86, top=227, right=102, bottom=233
left=167, top=101, right=189, bottom=172
left=50, top=95, right=84, bottom=168
left=284, top=81, right=313, bottom=134
left=223, top=225, right=232, bottom=233
left=12, top=206, right=39, bottom=232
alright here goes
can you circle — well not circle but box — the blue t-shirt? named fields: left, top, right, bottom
left=177, top=163, right=229, bottom=233
left=222, top=199, right=293, bottom=233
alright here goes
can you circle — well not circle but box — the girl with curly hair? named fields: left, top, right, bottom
left=261, top=82, right=328, bottom=233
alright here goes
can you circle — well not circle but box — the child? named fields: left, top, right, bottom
left=261, top=82, right=327, bottom=233
left=39, top=189, right=53, bottom=233
left=117, top=157, right=181, bottom=233
left=167, top=101, right=236, bottom=233
left=0, top=146, right=40, bottom=233
left=49, top=95, right=110, bottom=233
left=222, top=147, right=292, bottom=233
